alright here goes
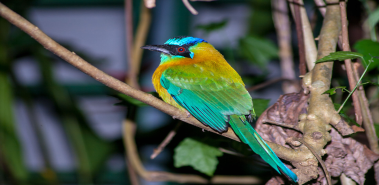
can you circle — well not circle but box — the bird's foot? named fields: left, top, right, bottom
left=185, top=110, right=191, bottom=118
left=172, top=111, right=191, bottom=120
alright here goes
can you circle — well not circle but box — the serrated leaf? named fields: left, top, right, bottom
left=196, top=19, right=228, bottom=34
left=353, top=39, right=379, bottom=71
left=174, top=138, right=222, bottom=176
left=239, top=35, right=278, bottom=69
left=252, top=99, right=270, bottom=118
left=323, top=86, right=347, bottom=95
left=315, top=51, right=364, bottom=63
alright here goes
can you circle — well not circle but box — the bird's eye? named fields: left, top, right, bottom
left=177, top=47, right=185, bottom=52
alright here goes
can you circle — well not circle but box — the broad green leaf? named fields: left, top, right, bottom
left=252, top=99, right=270, bottom=118
left=353, top=39, right=379, bottom=71
left=174, top=138, right=223, bottom=176
left=196, top=19, right=228, bottom=34
left=323, top=86, right=347, bottom=95
left=315, top=51, right=364, bottom=63
left=239, top=35, right=278, bottom=69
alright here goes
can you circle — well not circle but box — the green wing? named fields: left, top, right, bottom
left=161, top=63, right=253, bottom=132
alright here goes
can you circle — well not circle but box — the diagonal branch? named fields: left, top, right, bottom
left=182, top=0, right=198, bottom=15
left=150, top=122, right=182, bottom=159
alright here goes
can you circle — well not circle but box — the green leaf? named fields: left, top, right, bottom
left=81, top=124, right=115, bottom=174
left=252, top=99, right=270, bottom=118
left=174, top=138, right=223, bottom=176
left=353, top=39, right=379, bottom=71
left=374, top=124, right=379, bottom=138
left=239, top=35, right=278, bottom=69
left=196, top=19, right=228, bottom=34
left=0, top=70, right=28, bottom=181
left=323, top=86, right=347, bottom=95
left=315, top=51, right=364, bottom=63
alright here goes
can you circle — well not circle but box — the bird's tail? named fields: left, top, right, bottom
left=229, top=115, right=298, bottom=183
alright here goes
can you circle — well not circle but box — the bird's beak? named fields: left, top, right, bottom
left=141, top=45, right=171, bottom=55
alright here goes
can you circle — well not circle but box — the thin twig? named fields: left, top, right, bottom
left=313, top=0, right=326, bottom=16
left=182, top=0, right=198, bottom=15
left=143, top=0, right=156, bottom=8
left=125, top=0, right=133, bottom=84
left=123, top=120, right=207, bottom=183
left=126, top=160, right=140, bottom=185
left=218, top=148, right=245, bottom=157
left=297, top=138, right=332, bottom=185
left=150, top=122, right=182, bottom=159
left=289, top=0, right=318, bottom=71
left=246, top=78, right=292, bottom=92
left=339, top=0, right=363, bottom=125
left=263, top=120, right=301, bottom=131
left=293, top=0, right=307, bottom=75
left=353, top=63, right=379, bottom=153
left=124, top=1, right=140, bottom=184
left=272, top=0, right=299, bottom=93
left=338, top=61, right=371, bottom=113
left=127, top=1, right=152, bottom=89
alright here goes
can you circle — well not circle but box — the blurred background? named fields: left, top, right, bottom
left=1, top=0, right=378, bottom=184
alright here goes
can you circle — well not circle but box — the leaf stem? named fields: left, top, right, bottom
left=338, top=59, right=372, bottom=113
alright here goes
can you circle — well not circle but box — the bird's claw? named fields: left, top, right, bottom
left=186, top=111, right=191, bottom=118
left=172, top=111, right=191, bottom=120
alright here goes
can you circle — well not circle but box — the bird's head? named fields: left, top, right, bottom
left=141, top=36, right=222, bottom=64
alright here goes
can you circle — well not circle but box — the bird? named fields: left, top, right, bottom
left=141, top=36, right=298, bottom=183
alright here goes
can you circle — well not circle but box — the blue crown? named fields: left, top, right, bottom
left=164, top=36, right=207, bottom=46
